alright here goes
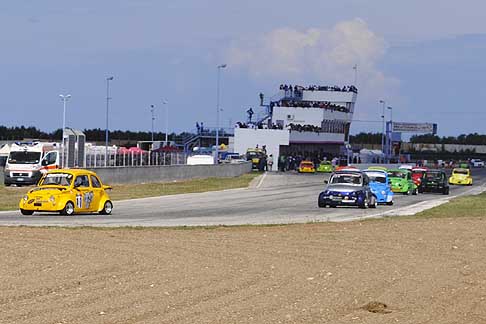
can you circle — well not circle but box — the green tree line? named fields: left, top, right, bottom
left=0, top=126, right=192, bottom=142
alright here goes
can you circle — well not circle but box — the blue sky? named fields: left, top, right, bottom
left=1, top=0, right=485, bottom=136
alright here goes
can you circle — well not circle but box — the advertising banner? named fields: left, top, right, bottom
left=392, top=122, right=437, bottom=134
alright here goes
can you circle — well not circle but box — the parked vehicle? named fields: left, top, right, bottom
left=19, top=169, right=113, bottom=216
left=246, top=148, right=266, bottom=170
left=4, top=141, right=60, bottom=186
left=187, top=154, right=214, bottom=165
left=316, top=161, right=334, bottom=173
left=363, top=169, right=394, bottom=205
left=420, top=170, right=450, bottom=194
left=221, top=153, right=246, bottom=164
left=470, top=159, right=485, bottom=168
left=298, top=160, right=316, bottom=173
left=318, top=171, right=377, bottom=209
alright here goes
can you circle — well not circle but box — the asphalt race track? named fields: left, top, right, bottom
left=1, top=169, right=486, bottom=227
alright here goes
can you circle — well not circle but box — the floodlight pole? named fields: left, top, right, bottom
left=59, top=94, right=71, bottom=168
left=215, top=64, right=227, bottom=164
left=105, top=76, right=114, bottom=167
left=379, top=100, right=385, bottom=162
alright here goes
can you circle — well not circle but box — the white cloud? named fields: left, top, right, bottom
left=226, top=18, right=400, bottom=112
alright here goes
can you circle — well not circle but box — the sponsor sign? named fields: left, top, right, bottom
left=392, top=122, right=437, bottom=134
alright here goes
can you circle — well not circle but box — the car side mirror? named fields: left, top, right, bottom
left=41, top=160, right=48, bottom=166
left=324, top=180, right=328, bottom=184
left=103, top=185, right=112, bottom=190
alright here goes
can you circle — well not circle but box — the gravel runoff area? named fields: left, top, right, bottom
left=2, top=217, right=486, bottom=324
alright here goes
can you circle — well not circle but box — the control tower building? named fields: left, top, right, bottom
left=234, top=84, right=357, bottom=170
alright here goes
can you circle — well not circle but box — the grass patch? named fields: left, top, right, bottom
left=411, top=192, right=486, bottom=219
left=0, top=186, right=25, bottom=211
left=109, top=173, right=260, bottom=201
left=0, top=173, right=261, bottom=211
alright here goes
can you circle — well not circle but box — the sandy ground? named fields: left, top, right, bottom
left=1, top=218, right=486, bottom=324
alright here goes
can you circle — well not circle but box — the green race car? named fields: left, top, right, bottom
left=387, top=169, right=418, bottom=195
left=316, top=161, right=334, bottom=173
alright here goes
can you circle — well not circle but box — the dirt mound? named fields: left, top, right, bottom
left=362, top=301, right=392, bottom=314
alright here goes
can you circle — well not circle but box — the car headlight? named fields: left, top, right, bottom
left=381, top=190, right=386, bottom=195
left=23, top=195, right=28, bottom=201
left=49, top=195, right=56, bottom=204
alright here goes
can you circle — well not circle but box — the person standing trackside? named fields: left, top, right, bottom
left=267, top=154, right=274, bottom=171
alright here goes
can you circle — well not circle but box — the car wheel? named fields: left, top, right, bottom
left=20, top=209, right=34, bottom=215
left=405, top=188, right=411, bottom=195
left=443, top=188, right=449, bottom=195
left=61, top=201, right=75, bottom=216
left=329, top=204, right=337, bottom=208
left=386, top=201, right=394, bottom=206
left=359, top=199, right=368, bottom=209
left=369, top=196, right=377, bottom=208
left=412, top=188, right=418, bottom=195
left=99, top=201, right=113, bottom=215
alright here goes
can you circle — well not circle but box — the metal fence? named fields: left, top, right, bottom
left=85, top=151, right=187, bottom=168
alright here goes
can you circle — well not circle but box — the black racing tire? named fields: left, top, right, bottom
left=20, top=209, right=34, bottom=215
left=359, top=199, right=368, bottom=209
left=412, top=188, right=418, bottom=195
left=5, top=183, right=11, bottom=187
left=99, top=200, right=113, bottom=215
left=386, top=201, right=394, bottom=206
left=404, top=188, right=411, bottom=195
left=318, top=201, right=326, bottom=208
left=443, top=188, right=450, bottom=195
left=60, top=201, right=75, bottom=216
left=369, top=196, right=377, bottom=209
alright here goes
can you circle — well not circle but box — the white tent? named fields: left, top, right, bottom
left=359, top=148, right=385, bottom=163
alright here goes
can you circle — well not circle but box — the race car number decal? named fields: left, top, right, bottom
left=76, top=192, right=94, bottom=208
left=76, top=193, right=83, bottom=208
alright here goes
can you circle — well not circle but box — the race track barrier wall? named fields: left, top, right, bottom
left=89, top=162, right=252, bottom=185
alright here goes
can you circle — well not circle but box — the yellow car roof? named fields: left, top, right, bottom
left=452, top=168, right=470, bottom=173
left=47, top=169, right=98, bottom=176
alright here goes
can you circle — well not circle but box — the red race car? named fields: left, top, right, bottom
left=411, top=167, right=428, bottom=187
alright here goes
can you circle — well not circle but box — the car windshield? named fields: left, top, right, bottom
left=8, top=151, right=41, bottom=164
left=40, top=173, right=73, bottom=186
left=425, top=172, right=442, bottom=180
left=453, top=169, right=469, bottom=175
left=364, top=172, right=386, bottom=184
left=247, top=151, right=262, bottom=159
left=330, top=174, right=362, bottom=185
left=412, top=171, right=425, bottom=177
left=388, top=171, right=406, bottom=179
left=302, top=162, right=313, bottom=167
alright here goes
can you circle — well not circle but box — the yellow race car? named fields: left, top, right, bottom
left=19, top=169, right=113, bottom=215
left=448, top=168, right=472, bottom=185
left=298, top=160, right=316, bottom=173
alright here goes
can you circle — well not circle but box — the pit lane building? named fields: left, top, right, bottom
left=234, top=85, right=357, bottom=171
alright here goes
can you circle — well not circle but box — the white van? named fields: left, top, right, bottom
left=4, top=141, right=60, bottom=186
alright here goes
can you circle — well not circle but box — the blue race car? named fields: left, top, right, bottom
left=362, top=169, right=394, bottom=205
